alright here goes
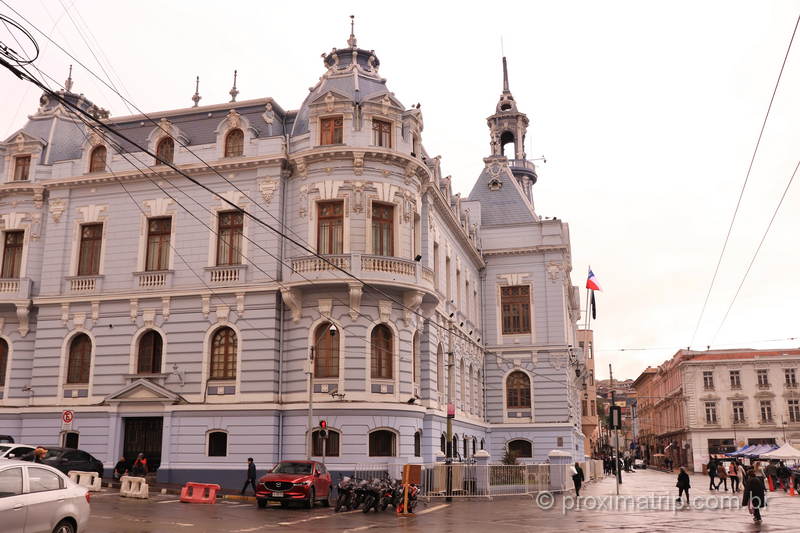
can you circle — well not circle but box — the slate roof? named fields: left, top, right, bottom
left=467, top=160, right=537, bottom=226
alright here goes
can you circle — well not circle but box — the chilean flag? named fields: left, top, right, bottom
left=586, top=269, right=602, bottom=291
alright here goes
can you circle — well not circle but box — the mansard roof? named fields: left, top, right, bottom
left=467, top=156, right=538, bottom=226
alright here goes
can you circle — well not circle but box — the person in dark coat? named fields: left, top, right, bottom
left=742, top=472, right=767, bottom=523
left=572, top=462, right=585, bottom=496
left=675, top=467, right=690, bottom=505
left=707, top=458, right=717, bottom=490
left=241, top=457, right=257, bottom=495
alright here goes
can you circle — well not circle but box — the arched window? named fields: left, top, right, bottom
left=224, top=128, right=244, bottom=157
left=368, top=430, right=396, bottom=457
left=314, top=322, right=339, bottom=378
left=370, top=325, right=393, bottom=379
left=480, top=438, right=485, bottom=451
left=66, top=334, right=91, bottom=384
left=312, top=429, right=340, bottom=457
left=156, top=137, right=174, bottom=164
left=440, top=433, right=446, bottom=454
left=208, top=431, right=227, bottom=457
left=506, top=371, right=531, bottom=409
left=452, top=435, right=458, bottom=458
left=412, top=331, right=420, bottom=387
left=209, top=327, right=237, bottom=380
left=472, top=438, right=476, bottom=456
left=436, top=343, right=444, bottom=393
left=459, top=360, right=465, bottom=410
left=414, top=430, right=422, bottom=457
left=137, top=330, right=163, bottom=374
left=89, top=145, right=106, bottom=173
left=508, top=439, right=532, bottom=458
left=0, top=338, right=8, bottom=386
left=463, top=437, right=468, bottom=458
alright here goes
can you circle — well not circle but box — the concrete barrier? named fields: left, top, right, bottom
left=179, top=482, right=220, bottom=504
left=119, top=475, right=149, bottom=499
left=68, top=470, right=102, bottom=492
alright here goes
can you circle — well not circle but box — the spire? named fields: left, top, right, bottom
left=347, top=15, right=357, bottom=48
left=502, top=56, right=509, bottom=93
left=229, top=70, right=239, bottom=103
left=64, top=64, right=73, bottom=92
left=192, top=76, right=201, bottom=107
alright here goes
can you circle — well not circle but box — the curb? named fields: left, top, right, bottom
left=221, top=494, right=257, bottom=502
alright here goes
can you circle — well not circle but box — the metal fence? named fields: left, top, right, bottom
left=352, top=463, right=390, bottom=481
left=418, top=462, right=553, bottom=499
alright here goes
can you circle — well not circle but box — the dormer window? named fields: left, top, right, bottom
left=156, top=137, right=174, bottom=165
left=13, top=155, right=31, bottom=181
left=89, top=146, right=106, bottom=173
left=320, top=117, right=343, bottom=145
left=372, top=119, right=391, bottom=148
left=224, top=129, right=244, bottom=158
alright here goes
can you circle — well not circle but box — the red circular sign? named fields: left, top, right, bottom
left=62, top=410, right=74, bottom=424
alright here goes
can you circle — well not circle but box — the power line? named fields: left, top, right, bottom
left=689, top=12, right=800, bottom=349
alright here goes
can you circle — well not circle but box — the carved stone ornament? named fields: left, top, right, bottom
left=215, top=305, right=230, bottom=323
left=281, top=287, right=302, bottom=322
left=157, top=117, right=174, bottom=138
left=201, top=294, right=211, bottom=319
left=325, top=92, right=335, bottom=112
left=91, top=301, right=99, bottom=321
left=61, top=303, right=70, bottom=325
left=226, top=109, right=241, bottom=129
left=381, top=94, right=391, bottom=115
left=403, top=290, right=424, bottom=325
left=236, top=293, right=245, bottom=316
left=404, top=161, right=416, bottom=184
left=348, top=282, right=363, bottom=320
left=162, top=297, right=171, bottom=320
left=294, top=157, right=307, bottom=179
left=72, top=312, right=86, bottom=329
left=546, top=261, right=563, bottom=281
left=49, top=199, right=67, bottom=223
left=32, top=187, right=45, bottom=209
left=259, top=179, right=278, bottom=205
left=353, top=152, right=365, bottom=176
left=143, top=308, right=156, bottom=328
left=378, top=300, right=392, bottom=323
left=16, top=303, right=30, bottom=336
left=130, top=299, right=139, bottom=322
left=299, top=185, right=308, bottom=218
left=262, top=102, right=275, bottom=125
left=352, top=182, right=365, bottom=213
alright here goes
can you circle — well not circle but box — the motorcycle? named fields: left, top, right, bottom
left=335, top=476, right=355, bottom=512
left=361, top=478, right=383, bottom=513
left=352, top=479, right=369, bottom=510
left=395, top=483, right=419, bottom=514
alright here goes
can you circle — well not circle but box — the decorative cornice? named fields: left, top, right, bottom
left=482, top=244, right=568, bottom=257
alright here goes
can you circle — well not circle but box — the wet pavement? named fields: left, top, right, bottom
left=86, top=468, right=800, bottom=532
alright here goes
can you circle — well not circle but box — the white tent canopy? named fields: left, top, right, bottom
left=760, top=443, right=800, bottom=460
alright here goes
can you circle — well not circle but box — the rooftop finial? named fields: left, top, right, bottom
left=347, top=15, right=357, bottom=48
left=229, top=70, right=239, bottom=103
left=192, top=76, right=201, bottom=107
left=502, top=56, right=509, bottom=93
left=65, top=64, right=73, bottom=92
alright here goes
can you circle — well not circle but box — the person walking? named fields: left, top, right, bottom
left=728, top=460, right=740, bottom=493
left=742, top=471, right=767, bottom=523
left=571, top=462, right=585, bottom=497
left=715, top=461, right=728, bottom=491
left=241, top=457, right=258, bottom=495
left=707, top=458, right=717, bottom=490
left=675, top=467, right=691, bottom=505
left=131, top=453, right=148, bottom=477
left=736, top=461, right=747, bottom=492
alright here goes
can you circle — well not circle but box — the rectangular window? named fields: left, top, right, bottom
left=702, top=371, right=714, bottom=390
left=704, top=401, right=717, bottom=424
left=13, top=155, right=30, bottom=181
left=77, top=223, right=103, bottom=276
left=1, top=231, right=23, bottom=278
left=465, top=280, right=470, bottom=320
left=320, top=116, right=343, bottom=145
left=433, top=242, right=440, bottom=289
left=501, top=285, right=531, bottom=335
left=760, top=400, right=773, bottom=423
left=785, top=368, right=797, bottom=387
left=217, top=211, right=244, bottom=265
left=789, top=399, right=800, bottom=423
left=317, top=201, right=343, bottom=254
left=371, top=203, right=393, bottom=256
left=732, top=400, right=745, bottom=424
left=145, top=217, right=171, bottom=271
left=757, top=369, right=769, bottom=387
left=729, top=370, right=741, bottom=389
left=445, top=256, right=451, bottom=300
left=582, top=400, right=587, bottom=415
left=372, top=119, right=392, bottom=147
left=456, top=270, right=461, bottom=309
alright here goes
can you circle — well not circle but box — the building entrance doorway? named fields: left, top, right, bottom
left=123, top=417, right=163, bottom=472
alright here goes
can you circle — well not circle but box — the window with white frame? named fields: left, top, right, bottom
left=789, top=399, right=800, bottom=423
left=372, top=119, right=392, bottom=147
left=77, top=223, right=103, bottom=276
left=1, top=231, right=23, bottom=278
left=785, top=368, right=797, bottom=388
left=759, top=400, right=773, bottom=423
left=208, top=431, right=227, bottom=456
left=702, top=371, right=714, bottom=390
left=732, top=400, right=745, bottom=424
left=704, top=401, right=718, bottom=424
left=368, top=430, right=396, bottom=457
left=371, top=203, right=393, bottom=256
left=757, top=369, right=769, bottom=387
left=13, top=155, right=30, bottom=181
left=729, top=370, right=741, bottom=389
left=312, top=429, right=340, bottom=456
left=145, top=217, right=171, bottom=271
left=216, top=211, right=243, bottom=266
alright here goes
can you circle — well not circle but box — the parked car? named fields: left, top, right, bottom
left=256, top=460, right=331, bottom=509
left=20, top=448, right=104, bottom=477
left=0, top=444, right=36, bottom=460
left=0, top=459, right=90, bottom=533
left=0, top=435, right=14, bottom=444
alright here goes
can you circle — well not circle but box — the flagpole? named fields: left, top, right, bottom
left=584, top=286, right=591, bottom=331
left=587, top=290, right=593, bottom=332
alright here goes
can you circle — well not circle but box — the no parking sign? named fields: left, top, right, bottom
left=61, top=410, right=74, bottom=430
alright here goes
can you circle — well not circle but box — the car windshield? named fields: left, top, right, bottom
left=41, top=450, right=63, bottom=461
left=271, top=462, right=312, bottom=475
left=0, top=446, right=9, bottom=454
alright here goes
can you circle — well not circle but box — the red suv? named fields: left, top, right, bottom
left=256, top=460, right=332, bottom=508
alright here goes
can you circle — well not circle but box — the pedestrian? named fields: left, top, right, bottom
left=113, top=456, right=128, bottom=480
left=571, top=462, right=585, bottom=497
left=131, top=453, right=148, bottom=477
left=675, top=466, right=690, bottom=505
left=777, top=462, right=791, bottom=491
left=742, top=471, right=767, bottom=523
left=241, top=457, right=257, bottom=495
left=765, top=461, right=778, bottom=489
left=715, top=461, right=728, bottom=491
left=707, top=458, right=717, bottom=490
left=728, top=460, right=740, bottom=493
left=736, top=461, right=747, bottom=492
left=753, top=461, right=765, bottom=479
left=32, top=447, right=48, bottom=463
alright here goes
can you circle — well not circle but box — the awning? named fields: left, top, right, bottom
left=759, top=443, right=800, bottom=460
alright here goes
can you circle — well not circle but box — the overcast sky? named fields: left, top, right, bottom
left=2, top=1, right=799, bottom=380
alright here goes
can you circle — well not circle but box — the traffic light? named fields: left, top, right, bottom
left=319, top=420, right=328, bottom=439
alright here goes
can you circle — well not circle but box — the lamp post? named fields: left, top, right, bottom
left=307, top=322, right=338, bottom=460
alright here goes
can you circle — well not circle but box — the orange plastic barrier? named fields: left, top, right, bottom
left=767, top=476, right=775, bottom=492
left=179, top=482, right=221, bottom=504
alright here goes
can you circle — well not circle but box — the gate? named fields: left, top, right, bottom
left=418, top=462, right=553, bottom=499
left=123, top=417, right=163, bottom=472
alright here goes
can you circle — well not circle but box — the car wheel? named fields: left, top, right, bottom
left=257, top=498, right=267, bottom=508
left=306, top=488, right=315, bottom=509
left=53, top=520, right=76, bottom=533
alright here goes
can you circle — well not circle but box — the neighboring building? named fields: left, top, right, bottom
left=578, top=329, right=598, bottom=456
left=634, top=348, right=800, bottom=471
left=0, top=29, right=585, bottom=486
left=596, top=377, right=637, bottom=452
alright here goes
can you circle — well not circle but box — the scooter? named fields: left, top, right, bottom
left=335, top=476, right=355, bottom=512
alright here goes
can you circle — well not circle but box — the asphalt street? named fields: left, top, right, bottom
left=85, top=468, right=800, bottom=532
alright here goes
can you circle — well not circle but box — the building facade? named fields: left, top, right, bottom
left=0, top=30, right=585, bottom=486
left=578, top=329, right=598, bottom=456
left=634, top=348, right=800, bottom=472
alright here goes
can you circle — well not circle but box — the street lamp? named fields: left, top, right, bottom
left=307, top=322, right=338, bottom=460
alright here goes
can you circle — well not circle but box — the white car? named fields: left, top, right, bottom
left=0, top=459, right=90, bottom=533
left=0, top=443, right=37, bottom=460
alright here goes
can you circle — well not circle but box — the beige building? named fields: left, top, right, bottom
left=578, top=329, right=599, bottom=456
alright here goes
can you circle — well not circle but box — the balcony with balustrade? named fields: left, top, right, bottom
left=0, top=277, right=32, bottom=301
